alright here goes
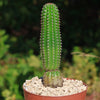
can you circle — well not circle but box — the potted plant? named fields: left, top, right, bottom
left=23, top=3, right=87, bottom=100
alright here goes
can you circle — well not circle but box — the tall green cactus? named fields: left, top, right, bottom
left=40, top=3, right=63, bottom=88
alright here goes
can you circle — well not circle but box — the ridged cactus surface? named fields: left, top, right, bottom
left=40, top=3, right=63, bottom=88
left=40, top=3, right=61, bottom=70
left=43, top=70, right=63, bottom=87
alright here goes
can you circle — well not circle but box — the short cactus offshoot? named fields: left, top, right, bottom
left=40, top=3, right=63, bottom=88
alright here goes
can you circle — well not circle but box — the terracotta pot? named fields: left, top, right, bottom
left=23, top=78, right=87, bottom=100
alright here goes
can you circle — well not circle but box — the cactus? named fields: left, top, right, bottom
left=40, top=3, right=63, bottom=88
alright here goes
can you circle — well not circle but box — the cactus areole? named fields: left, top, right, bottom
left=40, top=3, right=63, bottom=88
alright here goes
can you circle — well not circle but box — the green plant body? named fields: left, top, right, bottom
left=40, top=3, right=63, bottom=88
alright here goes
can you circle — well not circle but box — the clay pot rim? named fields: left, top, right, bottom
left=23, top=78, right=87, bottom=98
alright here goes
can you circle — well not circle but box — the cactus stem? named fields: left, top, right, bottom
left=40, top=3, right=63, bottom=87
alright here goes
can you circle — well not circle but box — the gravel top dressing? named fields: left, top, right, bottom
left=23, top=76, right=87, bottom=96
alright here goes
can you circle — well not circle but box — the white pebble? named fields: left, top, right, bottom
left=23, top=76, right=87, bottom=96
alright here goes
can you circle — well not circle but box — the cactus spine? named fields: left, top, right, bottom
left=40, top=3, right=63, bottom=88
